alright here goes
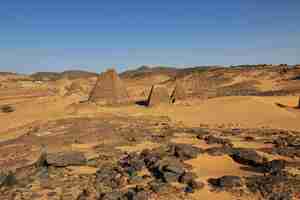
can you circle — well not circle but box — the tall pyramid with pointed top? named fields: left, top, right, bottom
left=170, top=83, right=187, bottom=103
left=89, top=69, right=129, bottom=105
left=147, top=85, right=169, bottom=107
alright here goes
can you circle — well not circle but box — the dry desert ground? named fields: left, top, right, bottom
left=1, top=66, right=300, bottom=200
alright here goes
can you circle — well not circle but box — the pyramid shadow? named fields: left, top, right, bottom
left=135, top=100, right=148, bottom=107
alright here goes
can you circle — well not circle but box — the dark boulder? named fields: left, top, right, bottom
left=204, top=135, right=232, bottom=147
left=179, top=172, right=196, bottom=184
left=168, top=143, right=204, bottom=160
left=230, top=148, right=267, bottom=167
left=262, top=159, right=286, bottom=174
left=150, top=158, right=185, bottom=183
left=0, top=171, right=17, bottom=188
left=140, top=149, right=162, bottom=169
left=208, top=176, right=243, bottom=188
left=185, top=180, right=204, bottom=193
left=205, top=146, right=234, bottom=156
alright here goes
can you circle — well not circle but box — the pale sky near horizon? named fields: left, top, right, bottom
left=0, top=0, right=299, bottom=73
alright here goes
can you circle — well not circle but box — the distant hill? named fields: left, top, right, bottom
left=30, top=70, right=98, bottom=81
left=120, top=65, right=179, bottom=79
left=60, top=70, right=98, bottom=79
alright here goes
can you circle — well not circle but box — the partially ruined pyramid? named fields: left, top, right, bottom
left=89, top=69, right=129, bottom=105
left=170, top=83, right=187, bottom=103
left=147, top=85, right=170, bottom=107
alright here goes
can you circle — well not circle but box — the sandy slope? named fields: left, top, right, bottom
left=96, top=96, right=300, bottom=130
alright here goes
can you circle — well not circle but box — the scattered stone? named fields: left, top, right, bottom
left=119, top=153, right=145, bottom=175
left=273, top=136, right=300, bottom=148
left=272, top=147, right=300, bottom=158
left=124, top=186, right=149, bottom=200
left=96, top=164, right=126, bottom=189
left=246, top=173, right=295, bottom=200
left=148, top=180, right=169, bottom=193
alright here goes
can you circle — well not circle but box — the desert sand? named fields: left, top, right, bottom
left=1, top=66, right=300, bottom=199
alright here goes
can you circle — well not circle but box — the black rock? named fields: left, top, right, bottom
left=168, top=143, right=204, bottom=160
left=205, top=146, right=234, bottom=156
left=140, top=149, right=162, bottom=169
left=150, top=158, right=185, bottom=183
left=208, top=176, right=243, bottom=188
left=262, top=159, right=286, bottom=174
left=204, top=135, right=232, bottom=147
left=230, top=148, right=267, bottom=167
left=179, top=172, right=196, bottom=184
left=186, top=179, right=204, bottom=192
left=0, top=171, right=17, bottom=188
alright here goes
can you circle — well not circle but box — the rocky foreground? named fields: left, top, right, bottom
left=0, top=115, right=300, bottom=200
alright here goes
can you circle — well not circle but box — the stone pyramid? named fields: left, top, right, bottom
left=147, top=85, right=169, bottom=107
left=89, top=69, right=129, bottom=105
left=170, top=83, right=187, bottom=103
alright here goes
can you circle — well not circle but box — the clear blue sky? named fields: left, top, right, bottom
left=0, top=0, right=299, bottom=73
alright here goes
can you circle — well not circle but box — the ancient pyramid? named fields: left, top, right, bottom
left=170, top=83, right=187, bottom=103
left=89, top=69, right=129, bottom=105
left=147, top=85, right=170, bottom=107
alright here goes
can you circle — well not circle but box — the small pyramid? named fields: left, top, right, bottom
left=147, top=85, right=169, bottom=107
left=89, top=69, right=129, bottom=105
left=170, top=83, right=187, bottom=103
